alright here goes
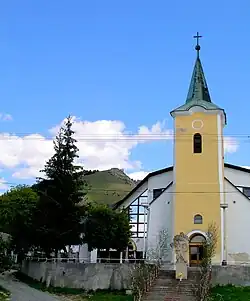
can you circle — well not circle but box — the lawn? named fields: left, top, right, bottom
left=62, top=292, right=133, bottom=301
left=88, top=292, right=132, bottom=301
left=211, top=285, right=250, bottom=300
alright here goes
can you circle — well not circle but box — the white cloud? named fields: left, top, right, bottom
left=0, top=178, right=9, bottom=191
left=137, top=120, right=173, bottom=141
left=127, top=171, right=150, bottom=181
left=241, top=166, right=250, bottom=170
left=224, top=137, right=239, bottom=153
left=0, top=117, right=172, bottom=180
left=0, top=113, right=12, bottom=121
left=0, top=116, right=238, bottom=181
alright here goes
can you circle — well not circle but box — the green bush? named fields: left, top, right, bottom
left=211, top=284, right=250, bottom=301
left=0, top=286, right=10, bottom=301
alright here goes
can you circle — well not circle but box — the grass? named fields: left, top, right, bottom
left=211, top=285, right=250, bottom=300
left=83, top=169, right=135, bottom=205
left=84, top=292, right=132, bottom=301
left=15, top=272, right=133, bottom=301
left=0, top=286, right=10, bottom=301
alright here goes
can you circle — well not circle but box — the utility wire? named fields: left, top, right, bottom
left=0, top=183, right=245, bottom=195
left=0, top=133, right=248, bottom=138
left=0, top=137, right=243, bottom=144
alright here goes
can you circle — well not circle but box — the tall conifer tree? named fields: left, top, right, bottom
left=35, top=116, right=86, bottom=254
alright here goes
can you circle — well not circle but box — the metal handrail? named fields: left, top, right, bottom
left=24, top=256, right=159, bottom=263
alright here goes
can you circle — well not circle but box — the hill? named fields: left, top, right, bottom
left=83, top=168, right=137, bottom=205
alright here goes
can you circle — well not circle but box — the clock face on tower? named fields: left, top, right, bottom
left=192, top=119, right=203, bottom=130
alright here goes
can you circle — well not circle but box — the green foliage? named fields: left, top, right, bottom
left=0, top=285, right=10, bottom=301
left=0, top=235, right=13, bottom=273
left=88, top=292, right=132, bottom=301
left=81, top=203, right=131, bottom=251
left=0, top=185, right=38, bottom=257
left=211, top=285, right=250, bottom=301
left=34, top=116, right=88, bottom=253
left=0, top=116, right=136, bottom=257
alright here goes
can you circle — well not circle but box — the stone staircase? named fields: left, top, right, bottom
left=143, top=269, right=200, bottom=301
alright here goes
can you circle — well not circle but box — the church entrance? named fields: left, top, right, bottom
left=189, top=234, right=206, bottom=266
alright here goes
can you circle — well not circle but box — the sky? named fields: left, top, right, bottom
left=0, top=0, right=249, bottom=192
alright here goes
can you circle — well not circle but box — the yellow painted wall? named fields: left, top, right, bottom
left=174, top=112, right=224, bottom=261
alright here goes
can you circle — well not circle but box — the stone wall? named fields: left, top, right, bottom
left=21, top=261, right=132, bottom=291
left=21, top=261, right=250, bottom=290
left=212, top=265, right=250, bottom=286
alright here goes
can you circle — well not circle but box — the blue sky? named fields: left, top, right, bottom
left=0, top=0, right=249, bottom=189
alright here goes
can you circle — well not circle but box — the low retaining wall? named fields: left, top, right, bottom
left=21, top=261, right=132, bottom=291
left=212, top=265, right=250, bottom=286
left=21, top=261, right=250, bottom=290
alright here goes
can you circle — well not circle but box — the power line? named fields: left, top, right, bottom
left=0, top=183, right=245, bottom=195
left=0, top=132, right=249, bottom=138
left=82, top=189, right=247, bottom=194
left=0, top=136, right=243, bottom=144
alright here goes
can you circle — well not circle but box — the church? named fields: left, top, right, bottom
left=113, top=36, right=250, bottom=267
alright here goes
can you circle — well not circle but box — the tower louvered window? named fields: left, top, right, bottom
left=193, top=133, right=202, bottom=153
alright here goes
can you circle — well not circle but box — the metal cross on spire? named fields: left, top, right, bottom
left=193, top=32, right=202, bottom=56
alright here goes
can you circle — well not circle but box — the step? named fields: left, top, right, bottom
left=156, top=278, right=198, bottom=284
left=149, top=289, right=194, bottom=295
left=153, top=283, right=197, bottom=289
left=153, top=285, right=196, bottom=290
left=154, top=283, right=197, bottom=289
left=143, top=269, right=198, bottom=301
left=159, top=269, right=201, bottom=280
left=143, top=292, right=195, bottom=301
left=159, top=270, right=175, bottom=278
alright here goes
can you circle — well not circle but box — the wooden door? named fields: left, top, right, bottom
left=189, top=244, right=204, bottom=266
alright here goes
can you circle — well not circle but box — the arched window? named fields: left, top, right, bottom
left=190, top=234, right=206, bottom=243
left=194, top=214, right=203, bottom=224
left=193, top=133, right=202, bottom=153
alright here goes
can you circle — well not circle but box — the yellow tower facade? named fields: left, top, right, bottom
left=170, top=43, right=226, bottom=265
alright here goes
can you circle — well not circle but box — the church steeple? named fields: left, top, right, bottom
left=186, top=56, right=212, bottom=104
left=170, top=32, right=226, bottom=125
left=186, top=32, right=212, bottom=104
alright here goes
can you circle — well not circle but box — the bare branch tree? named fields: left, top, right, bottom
left=194, top=223, right=219, bottom=301
left=130, top=228, right=170, bottom=301
left=147, top=229, right=170, bottom=267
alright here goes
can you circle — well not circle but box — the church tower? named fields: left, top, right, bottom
left=170, top=34, right=227, bottom=265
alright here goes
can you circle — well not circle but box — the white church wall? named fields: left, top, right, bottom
left=225, top=179, right=250, bottom=264
left=225, top=167, right=250, bottom=187
left=116, top=171, right=173, bottom=254
left=147, top=170, right=173, bottom=203
left=147, top=183, right=173, bottom=262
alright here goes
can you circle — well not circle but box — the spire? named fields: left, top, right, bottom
left=186, top=32, right=212, bottom=104
left=170, top=32, right=226, bottom=125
